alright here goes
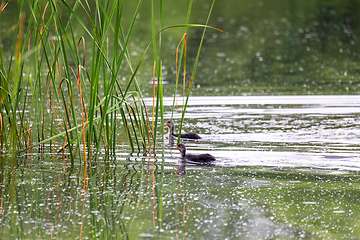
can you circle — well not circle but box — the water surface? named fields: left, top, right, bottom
left=2, top=95, right=360, bottom=239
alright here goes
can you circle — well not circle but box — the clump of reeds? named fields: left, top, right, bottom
left=0, top=1, right=150, bottom=159
left=0, top=0, right=219, bottom=160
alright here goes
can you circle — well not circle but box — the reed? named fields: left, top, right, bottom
left=1, top=0, right=219, bottom=159
left=176, top=0, right=217, bottom=145
left=0, top=0, right=219, bottom=175
left=0, top=0, right=148, bottom=158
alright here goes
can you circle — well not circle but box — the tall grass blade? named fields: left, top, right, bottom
left=178, top=0, right=217, bottom=144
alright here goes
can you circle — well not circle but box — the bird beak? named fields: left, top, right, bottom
left=174, top=146, right=178, bottom=150
left=164, top=123, right=167, bottom=127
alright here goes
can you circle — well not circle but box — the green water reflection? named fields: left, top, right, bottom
left=189, top=0, right=360, bottom=96
left=0, top=153, right=359, bottom=239
left=2, top=0, right=360, bottom=96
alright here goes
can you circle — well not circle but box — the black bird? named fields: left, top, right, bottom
left=164, top=120, right=201, bottom=140
left=175, top=143, right=216, bottom=163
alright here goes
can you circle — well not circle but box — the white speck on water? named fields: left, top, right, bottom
left=333, top=210, right=346, bottom=214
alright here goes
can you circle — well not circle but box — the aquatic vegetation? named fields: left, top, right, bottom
left=0, top=0, right=218, bottom=158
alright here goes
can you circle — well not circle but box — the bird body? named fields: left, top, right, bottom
left=164, top=120, right=201, bottom=140
left=175, top=143, right=216, bottom=163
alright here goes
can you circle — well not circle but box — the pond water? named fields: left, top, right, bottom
left=2, top=0, right=360, bottom=239
left=2, top=95, right=360, bottom=239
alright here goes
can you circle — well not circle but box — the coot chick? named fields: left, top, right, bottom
left=164, top=120, right=201, bottom=140
left=175, top=143, right=216, bottom=163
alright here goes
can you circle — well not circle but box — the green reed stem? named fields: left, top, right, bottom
left=170, top=0, right=193, bottom=124
left=178, top=0, right=217, bottom=144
